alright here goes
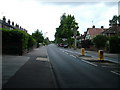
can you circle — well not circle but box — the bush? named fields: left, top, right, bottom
left=28, top=35, right=36, bottom=50
left=81, top=39, right=93, bottom=48
left=2, top=28, right=36, bottom=55
left=93, top=35, right=108, bottom=49
left=109, top=36, right=120, bottom=53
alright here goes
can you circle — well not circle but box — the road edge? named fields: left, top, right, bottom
left=45, top=46, right=59, bottom=88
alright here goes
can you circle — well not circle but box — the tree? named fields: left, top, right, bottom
left=43, top=37, right=50, bottom=45
left=93, top=35, right=108, bottom=49
left=109, top=15, right=120, bottom=26
left=55, top=13, right=79, bottom=47
left=32, top=29, right=44, bottom=47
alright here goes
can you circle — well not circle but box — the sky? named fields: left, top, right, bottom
left=0, top=0, right=119, bottom=41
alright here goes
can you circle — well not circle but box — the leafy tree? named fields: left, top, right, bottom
left=32, top=29, right=44, bottom=47
left=55, top=13, right=79, bottom=47
left=93, top=35, right=108, bottom=49
left=109, top=15, right=120, bottom=26
left=44, top=37, right=50, bottom=45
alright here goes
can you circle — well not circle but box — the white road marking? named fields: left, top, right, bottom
left=111, top=71, right=120, bottom=76
left=64, top=50, right=80, bottom=54
left=65, top=52, right=68, bottom=54
left=70, top=55, right=76, bottom=58
left=59, top=49, right=80, bottom=54
left=81, top=59, right=98, bottom=67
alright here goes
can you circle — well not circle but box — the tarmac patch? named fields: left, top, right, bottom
left=36, top=57, right=48, bottom=62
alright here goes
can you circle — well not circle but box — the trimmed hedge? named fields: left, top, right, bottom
left=81, top=39, right=93, bottom=48
left=28, top=34, right=36, bottom=50
left=1, top=28, right=36, bottom=55
left=109, top=36, right=120, bottom=53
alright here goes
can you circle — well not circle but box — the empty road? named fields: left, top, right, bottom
left=47, top=44, right=120, bottom=88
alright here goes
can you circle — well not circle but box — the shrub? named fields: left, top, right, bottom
left=28, top=35, right=36, bottom=50
left=109, top=36, right=120, bottom=53
left=93, top=35, right=108, bottom=49
left=2, top=28, right=36, bottom=55
left=81, top=39, right=93, bottom=48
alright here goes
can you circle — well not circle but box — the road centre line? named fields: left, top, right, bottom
left=64, top=50, right=80, bottom=54
left=81, top=59, right=98, bottom=67
left=70, top=55, right=76, bottom=58
left=111, top=71, right=120, bottom=76
left=65, top=52, right=68, bottom=54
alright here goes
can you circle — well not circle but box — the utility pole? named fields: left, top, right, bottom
left=74, top=25, right=79, bottom=50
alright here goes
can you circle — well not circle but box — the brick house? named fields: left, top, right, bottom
left=85, top=25, right=107, bottom=40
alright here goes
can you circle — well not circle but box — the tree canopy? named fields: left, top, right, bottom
left=109, top=15, right=120, bottom=26
left=55, top=13, right=79, bottom=46
left=32, top=29, right=44, bottom=45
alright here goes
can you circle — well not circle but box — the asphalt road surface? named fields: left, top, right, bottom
left=47, top=44, right=120, bottom=88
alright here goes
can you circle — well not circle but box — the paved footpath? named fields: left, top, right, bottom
left=2, top=46, right=57, bottom=88
left=70, top=48, right=120, bottom=63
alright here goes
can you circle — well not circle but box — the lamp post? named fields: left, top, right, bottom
left=74, top=25, right=79, bottom=50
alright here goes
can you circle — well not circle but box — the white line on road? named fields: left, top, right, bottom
left=65, top=52, right=68, bottom=54
left=70, top=55, right=76, bottom=58
left=81, top=59, right=98, bottom=67
left=111, top=71, right=120, bottom=76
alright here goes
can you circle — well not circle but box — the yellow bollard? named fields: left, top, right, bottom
left=81, top=48, right=85, bottom=56
left=98, top=50, right=104, bottom=60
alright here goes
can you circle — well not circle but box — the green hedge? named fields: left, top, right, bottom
left=93, top=35, right=108, bottom=49
left=81, top=39, right=93, bottom=48
left=28, top=34, right=36, bottom=50
left=1, top=28, right=36, bottom=55
left=109, top=36, right=120, bottom=53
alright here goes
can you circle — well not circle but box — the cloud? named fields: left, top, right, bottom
left=0, top=0, right=118, bottom=40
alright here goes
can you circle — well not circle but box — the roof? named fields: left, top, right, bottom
left=102, top=24, right=120, bottom=34
left=87, top=28, right=105, bottom=36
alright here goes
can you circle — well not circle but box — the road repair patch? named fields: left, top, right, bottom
left=36, top=57, right=48, bottom=62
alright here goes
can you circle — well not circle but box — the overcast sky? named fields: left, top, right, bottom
left=0, top=0, right=119, bottom=40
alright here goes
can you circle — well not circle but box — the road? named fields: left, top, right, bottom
left=47, top=44, right=120, bottom=88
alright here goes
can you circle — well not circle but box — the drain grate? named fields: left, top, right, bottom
left=36, top=57, right=48, bottom=62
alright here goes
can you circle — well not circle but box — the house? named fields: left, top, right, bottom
left=0, top=16, right=27, bottom=33
left=102, top=24, right=120, bottom=37
left=85, top=25, right=108, bottom=40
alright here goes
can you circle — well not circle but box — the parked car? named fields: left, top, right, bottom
left=59, top=43, right=64, bottom=47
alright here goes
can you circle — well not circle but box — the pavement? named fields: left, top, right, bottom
left=2, top=46, right=57, bottom=89
left=85, top=50, right=119, bottom=59
left=67, top=48, right=120, bottom=64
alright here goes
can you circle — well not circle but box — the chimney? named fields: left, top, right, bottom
left=3, top=16, right=6, bottom=22
left=92, top=25, right=95, bottom=28
left=101, top=26, right=104, bottom=29
left=8, top=19, right=11, bottom=24
left=12, top=21, right=14, bottom=26
left=15, top=24, right=18, bottom=27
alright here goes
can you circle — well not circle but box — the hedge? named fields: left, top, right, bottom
left=1, top=28, right=36, bottom=55
left=81, top=39, right=93, bottom=48
left=28, top=34, right=36, bottom=50
left=109, top=36, right=120, bottom=53
left=93, top=35, right=108, bottom=49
